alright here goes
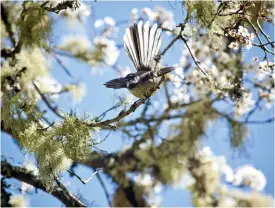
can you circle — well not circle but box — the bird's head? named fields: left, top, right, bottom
left=125, top=73, right=141, bottom=89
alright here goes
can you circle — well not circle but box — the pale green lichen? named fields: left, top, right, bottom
left=18, top=2, right=53, bottom=49
left=18, top=115, right=96, bottom=184
left=54, top=115, right=94, bottom=161
left=228, top=120, right=248, bottom=148
left=15, top=48, right=49, bottom=84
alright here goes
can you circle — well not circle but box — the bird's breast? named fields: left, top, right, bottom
left=129, top=82, right=156, bottom=98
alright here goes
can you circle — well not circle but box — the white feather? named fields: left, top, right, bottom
left=151, top=28, right=162, bottom=60
left=138, top=21, right=145, bottom=67
left=148, top=23, right=158, bottom=64
left=124, top=34, right=138, bottom=69
left=125, top=29, right=139, bottom=69
left=143, top=21, right=150, bottom=67
left=155, top=36, right=162, bottom=58
left=124, top=42, right=136, bottom=68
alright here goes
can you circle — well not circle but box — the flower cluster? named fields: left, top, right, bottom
left=59, top=35, right=91, bottom=58
left=89, top=36, right=120, bottom=66
left=65, top=83, right=86, bottom=103
left=130, top=6, right=176, bottom=31
left=183, top=146, right=267, bottom=192
left=258, top=60, right=274, bottom=77
left=234, top=92, right=255, bottom=117
left=168, top=67, right=190, bottom=104
left=180, top=146, right=269, bottom=206
left=134, top=173, right=162, bottom=207
left=259, top=88, right=274, bottom=109
left=228, top=26, right=255, bottom=50
left=9, top=195, right=28, bottom=207
left=117, top=65, right=131, bottom=77
left=60, top=2, right=91, bottom=22
left=230, top=165, right=267, bottom=191
left=94, top=16, right=119, bottom=38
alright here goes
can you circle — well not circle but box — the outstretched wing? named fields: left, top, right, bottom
left=123, top=21, right=162, bottom=71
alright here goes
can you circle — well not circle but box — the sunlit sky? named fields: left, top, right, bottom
left=1, top=1, right=274, bottom=206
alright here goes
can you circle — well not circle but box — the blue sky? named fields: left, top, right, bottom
left=1, top=1, right=274, bottom=206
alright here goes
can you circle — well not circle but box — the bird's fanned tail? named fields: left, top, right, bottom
left=123, top=21, right=162, bottom=71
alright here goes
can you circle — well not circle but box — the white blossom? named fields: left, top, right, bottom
left=61, top=3, right=91, bottom=22
left=94, top=19, right=104, bottom=28
left=24, top=161, right=39, bottom=176
left=21, top=182, right=34, bottom=194
left=130, top=8, right=139, bottom=23
left=33, top=76, right=62, bottom=100
left=134, top=174, right=153, bottom=187
left=245, top=40, right=253, bottom=50
left=118, top=66, right=131, bottom=77
left=259, top=61, right=270, bottom=72
left=247, top=32, right=255, bottom=41
left=174, top=67, right=184, bottom=79
left=238, top=26, right=249, bottom=38
left=228, top=42, right=239, bottom=50
left=235, top=92, right=255, bottom=116
left=139, top=140, right=152, bottom=149
left=93, top=37, right=120, bottom=66
left=155, top=6, right=175, bottom=30
left=177, top=172, right=196, bottom=189
left=142, top=7, right=157, bottom=21
left=9, top=195, right=28, bottom=207
left=104, top=16, right=116, bottom=27
left=66, top=83, right=86, bottom=103
left=232, top=165, right=267, bottom=191
left=218, top=196, right=237, bottom=207
left=59, top=35, right=91, bottom=55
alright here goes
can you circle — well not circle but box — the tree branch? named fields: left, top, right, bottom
left=1, top=161, right=87, bottom=207
left=89, top=81, right=163, bottom=128
left=41, top=1, right=80, bottom=14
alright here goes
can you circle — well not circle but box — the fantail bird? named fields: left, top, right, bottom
left=104, top=21, right=176, bottom=98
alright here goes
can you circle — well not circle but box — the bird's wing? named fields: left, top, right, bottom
left=104, top=77, right=127, bottom=89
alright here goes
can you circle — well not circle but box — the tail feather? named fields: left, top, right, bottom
left=148, top=23, right=158, bottom=65
left=124, top=21, right=162, bottom=71
left=124, top=29, right=140, bottom=69
left=151, top=28, right=162, bottom=65
left=143, top=21, right=150, bottom=67
left=137, top=21, right=145, bottom=66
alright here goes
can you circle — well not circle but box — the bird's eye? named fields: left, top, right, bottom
left=126, top=73, right=134, bottom=79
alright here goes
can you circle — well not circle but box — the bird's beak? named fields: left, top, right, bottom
left=104, top=77, right=127, bottom=89
left=157, top=67, right=176, bottom=76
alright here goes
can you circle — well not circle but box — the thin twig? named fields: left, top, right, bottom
left=53, top=54, right=73, bottom=78
left=244, top=97, right=262, bottom=123
left=155, top=11, right=189, bottom=62
left=95, top=171, right=112, bottom=207
left=180, top=36, right=210, bottom=77
left=245, top=117, right=274, bottom=124
left=33, top=82, right=65, bottom=119
left=94, top=103, right=122, bottom=122
left=246, top=18, right=274, bottom=56
left=256, top=19, right=274, bottom=48
left=67, top=168, right=102, bottom=185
